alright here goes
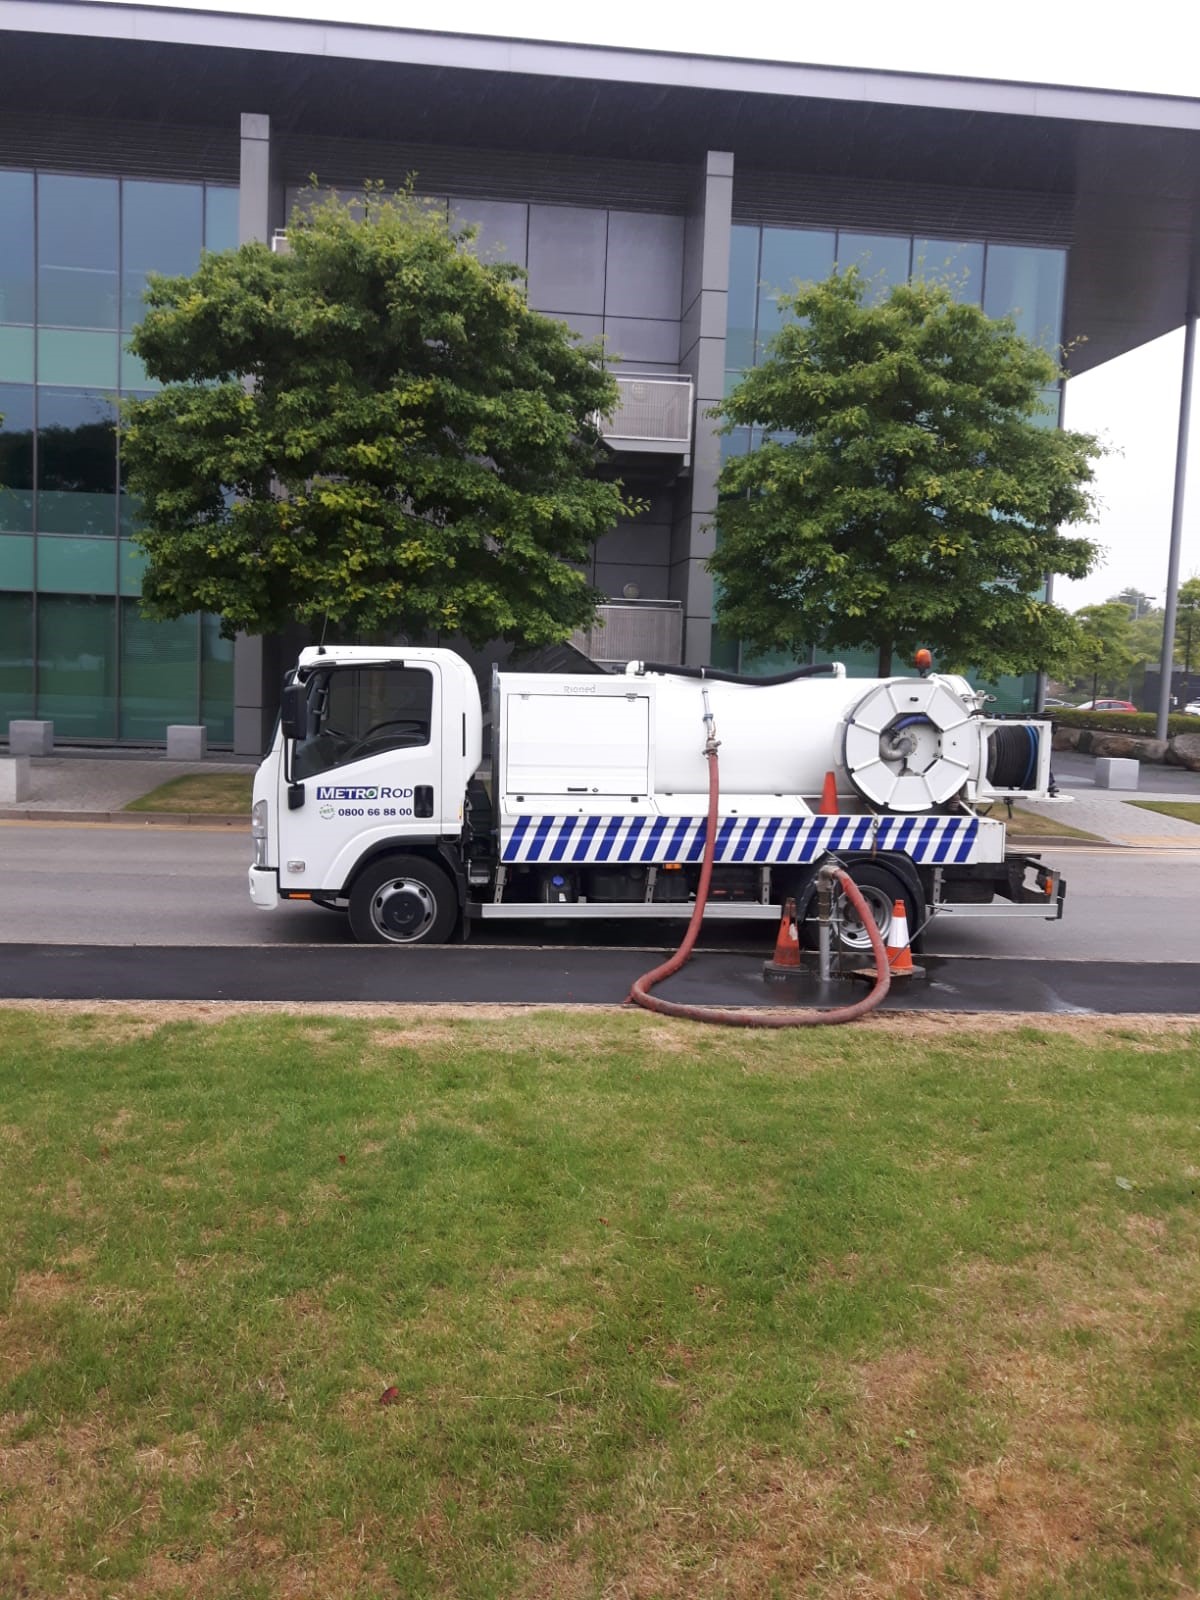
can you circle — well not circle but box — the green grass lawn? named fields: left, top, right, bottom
left=2, top=1007, right=1198, bottom=1599
left=125, top=772, right=254, bottom=814
left=1127, top=800, right=1200, bottom=827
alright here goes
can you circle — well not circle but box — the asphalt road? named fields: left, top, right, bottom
left=0, top=821, right=1197, bottom=961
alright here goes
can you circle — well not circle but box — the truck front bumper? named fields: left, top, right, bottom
left=248, top=866, right=278, bottom=909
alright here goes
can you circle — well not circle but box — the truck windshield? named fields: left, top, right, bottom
left=292, top=665, right=433, bottom=781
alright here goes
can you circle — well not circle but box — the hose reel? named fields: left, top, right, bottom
left=841, top=680, right=977, bottom=812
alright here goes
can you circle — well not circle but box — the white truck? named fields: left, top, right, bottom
left=248, top=644, right=1065, bottom=949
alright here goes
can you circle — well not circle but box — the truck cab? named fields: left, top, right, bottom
left=249, top=646, right=482, bottom=940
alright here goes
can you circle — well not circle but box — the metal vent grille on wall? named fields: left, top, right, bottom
left=570, top=602, right=683, bottom=667
left=733, top=171, right=1073, bottom=248
left=0, top=113, right=239, bottom=183
left=278, top=134, right=695, bottom=214
left=599, top=375, right=693, bottom=459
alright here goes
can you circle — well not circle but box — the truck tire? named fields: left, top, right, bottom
left=801, top=861, right=919, bottom=956
left=348, top=855, right=458, bottom=946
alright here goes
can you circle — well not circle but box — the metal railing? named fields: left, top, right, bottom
left=597, top=373, right=694, bottom=459
left=569, top=600, right=683, bottom=666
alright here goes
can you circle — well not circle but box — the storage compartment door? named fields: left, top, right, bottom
left=505, top=693, right=650, bottom=795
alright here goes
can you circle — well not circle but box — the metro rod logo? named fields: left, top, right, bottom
left=315, top=785, right=414, bottom=801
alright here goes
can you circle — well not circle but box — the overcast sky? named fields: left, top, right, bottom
left=94, top=0, right=1200, bottom=612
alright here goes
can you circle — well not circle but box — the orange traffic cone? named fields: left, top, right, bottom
left=884, top=899, right=923, bottom=977
left=763, top=896, right=803, bottom=980
left=818, top=771, right=839, bottom=815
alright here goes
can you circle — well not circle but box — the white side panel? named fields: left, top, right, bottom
left=505, top=692, right=650, bottom=795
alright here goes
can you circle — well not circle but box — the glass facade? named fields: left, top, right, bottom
left=720, top=223, right=1068, bottom=710
left=0, top=169, right=237, bottom=741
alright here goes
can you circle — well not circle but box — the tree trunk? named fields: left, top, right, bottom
left=876, top=640, right=893, bottom=677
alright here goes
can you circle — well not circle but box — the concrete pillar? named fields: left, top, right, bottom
left=233, top=113, right=286, bottom=755
left=672, top=151, right=734, bottom=666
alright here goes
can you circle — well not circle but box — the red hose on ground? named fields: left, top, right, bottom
left=626, top=747, right=892, bottom=1027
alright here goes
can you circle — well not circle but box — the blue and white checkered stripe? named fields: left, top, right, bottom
left=500, top=814, right=980, bottom=866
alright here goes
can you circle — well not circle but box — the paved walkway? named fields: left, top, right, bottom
left=1019, top=790, right=1200, bottom=848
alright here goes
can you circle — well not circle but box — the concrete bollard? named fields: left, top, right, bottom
left=0, top=756, right=31, bottom=804
left=166, top=724, right=208, bottom=760
left=1094, top=756, right=1139, bottom=791
left=8, top=719, right=53, bottom=756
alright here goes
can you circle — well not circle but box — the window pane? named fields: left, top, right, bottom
left=120, top=345, right=160, bottom=392
left=912, top=238, right=984, bottom=303
left=836, top=233, right=911, bottom=302
left=38, top=175, right=119, bottom=329
left=758, top=228, right=835, bottom=355
left=37, top=388, right=117, bottom=536
left=0, top=170, right=35, bottom=324
left=0, top=325, right=35, bottom=385
left=37, top=328, right=120, bottom=389
left=293, top=666, right=433, bottom=779
left=119, top=538, right=148, bottom=595
left=201, top=612, right=235, bottom=743
left=37, top=593, right=117, bottom=737
left=725, top=225, right=760, bottom=374
left=37, top=535, right=117, bottom=594
left=122, top=181, right=204, bottom=329
left=0, top=535, right=33, bottom=589
left=120, top=601, right=198, bottom=739
left=0, top=383, right=34, bottom=530
left=0, top=591, right=34, bottom=721
left=984, top=245, right=1066, bottom=351
left=204, top=186, right=240, bottom=253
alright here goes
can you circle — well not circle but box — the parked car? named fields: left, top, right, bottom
left=1041, top=697, right=1071, bottom=708
left=1074, top=699, right=1137, bottom=712
left=1183, top=700, right=1200, bottom=717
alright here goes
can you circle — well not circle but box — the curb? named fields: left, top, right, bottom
left=0, top=810, right=248, bottom=827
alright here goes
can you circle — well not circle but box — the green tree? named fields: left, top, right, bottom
left=1173, top=576, right=1200, bottom=674
left=710, top=268, right=1102, bottom=677
left=122, top=188, right=634, bottom=646
left=1067, top=601, right=1138, bottom=701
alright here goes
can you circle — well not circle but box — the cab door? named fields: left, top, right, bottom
left=279, top=661, right=442, bottom=891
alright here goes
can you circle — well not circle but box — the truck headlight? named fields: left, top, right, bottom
left=252, top=799, right=268, bottom=867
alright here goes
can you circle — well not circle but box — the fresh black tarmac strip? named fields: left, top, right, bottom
left=1, top=944, right=1197, bottom=1014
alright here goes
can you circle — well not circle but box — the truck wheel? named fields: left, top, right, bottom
left=801, top=862, right=919, bottom=956
left=348, top=855, right=457, bottom=945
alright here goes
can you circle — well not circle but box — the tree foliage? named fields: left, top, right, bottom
left=710, top=268, right=1103, bottom=677
left=1174, top=576, right=1200, bottom=672
left=1065, top=601, right=1138, bottom=698
left=122, top=188, right=634, bottom=645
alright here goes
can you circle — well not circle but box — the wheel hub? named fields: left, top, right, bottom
left=371, top=880, right=436, bottom=941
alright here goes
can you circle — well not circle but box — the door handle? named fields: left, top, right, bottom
left=414, top=785, right=434, bottom=818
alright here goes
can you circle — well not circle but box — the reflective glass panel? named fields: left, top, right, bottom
left=0, top=325, right=35, bottom=385
left=726, top=225, right=760, bottom=375
left=836, top=233, right=911, bottom=302
left=0, top=535, right=33, bottom=589
left=37, top=388, right=117, bottom=537
left=0, top=170, right=35, bottom=325
left=37, top=593, right=117, bottom=737
left=204, top=186, right=240, bottom=253
left=118, top=538, right=149, bottom=596
left=120, top=601, right=199, bottom=740
left=984, top=245, right=1066, bottom=351
left=120, top=346, right=160, bottom=392
left=201, top=612, right=235, bottom=743
left=122, top=181, right=204, bottom=328
left=37, top=328, right=120, bottom=389
left=758, top=228, right=835, bottom=355
left=37, top=175, right=119, bottom=329
left=912, top=238, right=984, bottom=303
left=37, top=534, right=117, bottom=594
left=0, top=383, right=34, bottom=530
left=0, top=590, right=34, bottom=721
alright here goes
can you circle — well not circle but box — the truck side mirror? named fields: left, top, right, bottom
left=280, top=681, right=308, bottom=741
